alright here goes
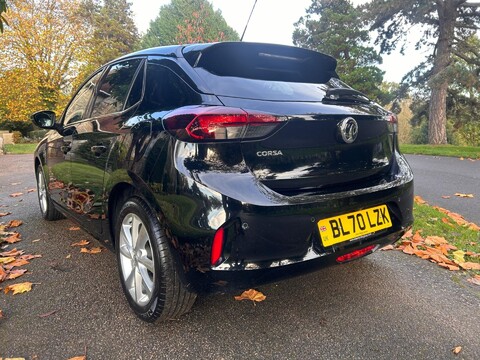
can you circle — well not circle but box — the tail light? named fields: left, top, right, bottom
left=336, top=244, right=376, bottom=263
left=211, top=226, right=225, bottom=266
left=386, top=113, right=398, bottom=133
left=163, top=106, right=286, bottom=142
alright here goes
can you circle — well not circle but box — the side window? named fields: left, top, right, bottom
left=91, top=59, right=142, bottom=118
left=64, top=71, right=102, bottom=124
left=142, top=63, right=201, bottom=111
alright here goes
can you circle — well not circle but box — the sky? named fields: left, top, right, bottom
left=130, top=0, right=428, bottom=82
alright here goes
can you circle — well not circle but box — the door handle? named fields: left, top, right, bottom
left=91, top=145, right=107, bottom=156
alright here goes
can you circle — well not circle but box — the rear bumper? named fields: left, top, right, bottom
left=162, top=149, right=413, bottom=293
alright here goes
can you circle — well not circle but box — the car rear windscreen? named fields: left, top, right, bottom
left=183, top=42, right=340, bottom=101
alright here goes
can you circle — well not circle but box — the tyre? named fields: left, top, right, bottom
left=36, top=165, right=64, bottom=221
left=115, top=196, right=196, bottom=322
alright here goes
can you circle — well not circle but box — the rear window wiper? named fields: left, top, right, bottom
left=323, top=88, right=371, bottom=104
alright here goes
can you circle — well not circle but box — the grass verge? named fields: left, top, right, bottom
left=393, top=199, right=480, bottom=277
left=400, top=144, right=480, bottom=159
left=3, top=143, right=37, bottom=154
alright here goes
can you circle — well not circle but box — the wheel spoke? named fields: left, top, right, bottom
left=135, top=225, right=149, bottom=252
left=121, top=222, right=133, bottom=248
left=138, top=255, right=154, bottom=273
left=119, top=243, right=132, bottom=260
left=131, top=215, right=141, bottom=250
left=124, top=266, right=135, bottom=292
left=134, top=267, right=143, bottom=303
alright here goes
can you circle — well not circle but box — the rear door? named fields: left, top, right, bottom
left=66, top=58, right=145, bottom=236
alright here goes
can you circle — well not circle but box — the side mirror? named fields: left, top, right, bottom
left=31, top=110, right=60, bottom=130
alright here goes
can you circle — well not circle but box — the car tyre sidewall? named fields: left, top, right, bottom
left=36, top=165, right=64, bottom=221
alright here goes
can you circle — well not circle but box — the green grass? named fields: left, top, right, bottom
left=411, top=202, right=479, bottom=274
left=400, top=144, right=480, bottom=159
left=3, top=143, right=38, bottom=154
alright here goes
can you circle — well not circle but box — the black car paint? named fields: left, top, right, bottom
left=34, top=43, right=414, bottom=294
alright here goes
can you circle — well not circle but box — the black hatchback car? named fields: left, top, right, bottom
left=32, top=42, right=413, bottom=322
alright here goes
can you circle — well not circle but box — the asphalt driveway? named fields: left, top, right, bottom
left=0, top=154, right=479, bottom=360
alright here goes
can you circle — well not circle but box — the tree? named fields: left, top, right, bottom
left=0, top=0, right=7, bottom=32
left=293, top=0, right=390, bottom=104
left=0, top=0, right=89, bottom=119
left=141, top=0, right=239, bottom=48
left=363, top=0, right=480, bottom=144
left=77, top=0, right=139, bottom=77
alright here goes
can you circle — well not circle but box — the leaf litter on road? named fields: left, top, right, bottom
left=234, top=289, right=266, bottom=304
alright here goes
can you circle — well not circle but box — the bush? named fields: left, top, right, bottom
left=28, top=129, right=49, bottom=140
left=12, top=131, right=22, bottom=144
left=0, top=120, right=33, bottom=137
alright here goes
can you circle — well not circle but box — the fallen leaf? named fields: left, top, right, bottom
left=4, top=258, right=29, bottom=270
left=7, top=269, right=27, bottom=280
left=424, top=235, right=448, bottom=246
left=0, top=212, right=11, bottom=217
left=0, top=248, right=25, bottom=257
left=27, top=188, right=36, bottom=193
left=458, top=262, right=480, bottom=270
left=19, top=254, right=42, bottom=261
left=4, top=281, right=33, bottom=295
left=452, top=346, right=462, bottom=355
left=9, top=192, right=24, bottom=198
left=0, top=256, right=16, bottom=264
left=469, top=223, right=480, bottom=231
left=459, top=157, right=465, bottom=161
left=32, top=239, right=41, bottom=243
left=437, top=243, right=457, bottom=255
left=413, top=248, right=430, bottom=259
left=454, top=193, right=474, bottom=198
left=68, top=356, right=86, bottom=360
left=69, top=226, right=81, bottom=231
left=234, top=289, right=266, bottom=303
left=4, top=233, right=21, bottom=244
left=80, top=247, right=102, bottom=254
left=402, top=244, right=415, bottom=255
left=71, top=240, right=90, bottom=247
left=402, top=229, right=413, bottom=239
left=0, top=266, right=7, bottom=281
left=7, top=220, right=23, bottom=228
left=467, top=275, right=480, bottom=286
left=438, top=263, right=460, bottom=271
left=441, top=195, right=451, bottom=199
left=452, top=250, right=466, bottom=263
left=0, top=308, right=4, bottom=318
left=10, top=182, right=21, bottom=185
left=441, top=218, right=453, bottom=225
left=414, top=195, right=427, bottom=204
left=380, top=244, right=395, bottom=251
left=412, top=231, right=424, bottom=244
left=66, top=254, right=72, bottom=259
left=38, top=310, right=58, bottom=318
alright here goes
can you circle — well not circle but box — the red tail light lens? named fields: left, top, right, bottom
left=336, top=244, right=376, bottom=263
left=163, top=106, right=285, bottom=142
left=211, top=227, right=225, bottom=266
left=385, top=113, right=398, bottom=133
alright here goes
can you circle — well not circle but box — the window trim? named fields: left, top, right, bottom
left=61, top=68, right=106, bottom=126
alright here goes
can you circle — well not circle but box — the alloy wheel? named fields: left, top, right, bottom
left=118, top=213, right=155, bottom=306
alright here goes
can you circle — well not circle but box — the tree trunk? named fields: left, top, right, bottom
left=428, top=0, right=456, bottom=145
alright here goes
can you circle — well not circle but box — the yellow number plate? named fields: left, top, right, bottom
left=318, top=205, right=392, bottom=247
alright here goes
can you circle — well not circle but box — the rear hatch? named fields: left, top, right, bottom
left=182, top=42, right=396, bottom=194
